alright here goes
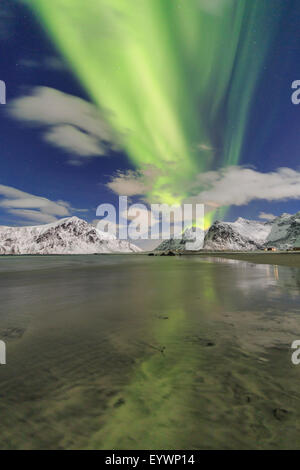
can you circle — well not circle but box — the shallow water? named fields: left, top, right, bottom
left=0, top=255, right=300, bottom=449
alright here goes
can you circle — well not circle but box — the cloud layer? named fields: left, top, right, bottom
left=8, top=87, right=117, bottom=165
left=107, top=165, right=300, bottom=210
left=106, top=168, right=159, bottom=197
left=0, top=184, right=82, bottom=225
left=258, top=212, right=277, bottom=221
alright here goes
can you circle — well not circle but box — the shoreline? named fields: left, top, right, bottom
left=1, top=251, right=300, bottom=268
left=182, top=251, right=300, bottom=268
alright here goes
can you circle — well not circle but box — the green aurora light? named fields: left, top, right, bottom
left=26, top=0, right=282, bottom=223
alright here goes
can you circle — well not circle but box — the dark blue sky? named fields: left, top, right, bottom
left=0, top=0, right=300, bottom=227
left=231, top=0, right=300, bottom=220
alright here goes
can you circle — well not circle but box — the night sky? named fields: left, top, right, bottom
left=1, top=0, right=300, bottom=231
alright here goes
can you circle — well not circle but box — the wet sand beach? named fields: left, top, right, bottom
left=0, top=254, right=300, bottom=449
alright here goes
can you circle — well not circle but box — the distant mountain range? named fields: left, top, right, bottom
left=1, top=212, right=300, bottom=255
left=156, top=212, right=300, bottom=252
left=0, top=217, right=140, bottom=255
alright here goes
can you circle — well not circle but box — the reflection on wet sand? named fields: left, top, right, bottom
left=0, top=255, right=300, bottom=449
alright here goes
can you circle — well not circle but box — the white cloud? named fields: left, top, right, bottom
left=7, top=210, right=58, bottom=224
left=258, top=212, right=277, bottom=221
left=8, top=87, right=117, bottom=164
left=106, top=168, right=159, bottom=196
left=107, top=165, right=300, bottom=211
left=189, top=166, right=300, bottom=207
left=106, top=166, right=165, bottom=198
left=0, top=184, right=69, bottom=216
left=0, top=184, right=85, bottom=225
left=44, top=125, right=107, bottom=162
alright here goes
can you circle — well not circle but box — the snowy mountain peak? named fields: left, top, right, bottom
left=0, top=217, right=140, bottom=255
left=203, top=218, right=271, bottom=251
left=266, top=212, right=300, bottom=249
left=156, top=216, right=274, bottom=252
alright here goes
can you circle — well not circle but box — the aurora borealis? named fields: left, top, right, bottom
left=25, top=0, right=282, bottom=220
left=1, top=0, right=300, bottom=232
left=2, top=0, right=300, bottom=453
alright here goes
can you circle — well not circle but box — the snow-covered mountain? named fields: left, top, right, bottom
left=0, top=216, right=141, bottom=255
left=205, top=213, right=300, bottom=251
left=265, top=212, right=300, bottom=250
left=156, top=217, right=273, bottom=252
left=204, top=218, right=272, bottom=251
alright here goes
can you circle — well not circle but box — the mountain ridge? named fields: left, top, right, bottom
left=0, top=216, right=141, bottom=255
left=156, top=212, right=300, bottom=252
